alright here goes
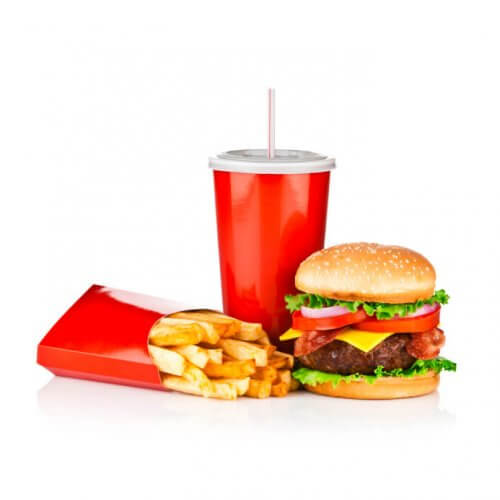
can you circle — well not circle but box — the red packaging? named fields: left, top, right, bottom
left=37, top=285, right=193, bottom=390
left=210, top=149, right=335, bottom=348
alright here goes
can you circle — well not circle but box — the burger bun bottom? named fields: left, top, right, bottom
left=304, top=371, right=439, bottom=400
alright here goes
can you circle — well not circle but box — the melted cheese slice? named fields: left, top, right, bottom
left=335, top=328, right=394, bottom=352
left=279, top=327, right=395, bottom=352
left=280, top=328, right=302, bottom=341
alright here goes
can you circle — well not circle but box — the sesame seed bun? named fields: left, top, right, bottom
left=295, top=242, right=436, bottom=304
left=304, top=371, right=439, bottom=399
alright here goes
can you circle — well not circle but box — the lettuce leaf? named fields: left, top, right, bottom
left=292, top=357, right=456, bottom=387
left=284, top=289, right=449, bottom=319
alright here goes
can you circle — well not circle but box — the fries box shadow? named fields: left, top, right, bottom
left=38, top=376, right=455, bottom=434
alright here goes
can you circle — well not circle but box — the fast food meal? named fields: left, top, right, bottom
left=148, top=310, right=296, bottom=400
left=280, top=243, right=456, bottom=399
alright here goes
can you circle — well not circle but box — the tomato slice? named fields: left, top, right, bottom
left=354, top=307, right=440, bottom=333
left=292, top=308, right=368, bottom=331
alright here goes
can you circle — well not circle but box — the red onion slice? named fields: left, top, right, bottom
left=404, top=303, right=440, bottom=318
left=301, top=305, right=352, bottom=318
left=301, top=302, right=440, bottom=320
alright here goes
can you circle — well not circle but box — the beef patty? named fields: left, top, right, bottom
left=298, top=333, right=416, bottom=374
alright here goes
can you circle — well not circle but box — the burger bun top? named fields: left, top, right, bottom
left=295, top=242, right=436, bottom=304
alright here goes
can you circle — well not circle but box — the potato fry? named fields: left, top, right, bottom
left=171, top=345, right=209, bottom=368
left=210, top=380, right=239, bottom=400
left=245, top=379, right=272, bottom=398
left=183, top=362, right=212, bottom=392
left=201, top=312, right=267, bottom=342
left=277, top=369, right=292, bottom=387
left=149, top=318, right=203, bottom=346
left=196, top=310, right=247, bottom=334
left=216, top=377, right=250, bottom=396
left=167, top=313, right=219, bottom=344
left=206, top=348, right=223, bottom=364
left=253, top=366, right=278, bottom=383
left=270, top=351, right=294, bottom=369
left=263, top=344, right=276, bottom=358
left=255, top=331, right=271, bottom=345
left=148, top=345, right=185, bottom=376
left=162, top=375, right=237, bottom=400
left=271, top=382, right=289, bottom=398
left=162, top=375, right=204, bottom=396
left=170, top=311, right=239, bottom=340
left=267, top=356, right=288, bottom=369
left=199, top=311, right=231, bottom=319
left=232, top=322, right=264, bottom=341
left=204, top=359, right=256, bottom=379
left=217, top=339, right=269, bottom=367
left=290, top=378, right=300, bottom=391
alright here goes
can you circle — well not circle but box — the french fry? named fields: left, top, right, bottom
left=263, top=344, right=277, bottom=358
left=210, top=312, right=241, bottom=338
left=210, top=381, right=239, bottom=400
left=253, top=366, right=278, bottom=383
left=290, top=378, right=300, bottom=391
left=162, top=375, right=204, bottom=396
left=206, top=348, right=223, bottom=364
left=277, top=369, right=292, bottom=387
left=171, top=345, right=209, bottom=368
left=203, top=312, right=264, bottom=341
left=256, top=331, right=271, bottom=345
left=162, top=375, right=237, bottom=400
left=216, top=377, right=250, bottom=396
left=232, top=322, right=263, bottom=341
left=170, top=311, right=239, bottom=340
left=270, top=382, right=289, bottom=398
left=217, top=339, right=269, bottom=367
left=149, top=318, right=204, bottom=346
left=267, top=356, right=288, bottom=369
left=200, top=311, right=230, bottom=319
left=183, top=362, right=212, bottom=392
left=204, top=359, right=256, bottom=379
left=148, top=345, right=186, bottom=376
left=167, top=313, right=219, bottom=344
left=197, top=310, right=249, bottom=335
left=198, top=343, right=225, bottom=362
left=245, top=379, right=272, bottom=398
left=270, top=351, right=294, bottom=369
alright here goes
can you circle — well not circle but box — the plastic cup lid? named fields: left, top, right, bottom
left=209, top=149, right=336, bottom=174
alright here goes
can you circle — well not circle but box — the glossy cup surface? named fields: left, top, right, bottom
left=213, top=170, right=330, bottom=348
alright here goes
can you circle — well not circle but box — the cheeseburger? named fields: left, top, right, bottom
left=281, top=243, right=456, bottom=399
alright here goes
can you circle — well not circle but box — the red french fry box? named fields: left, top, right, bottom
left=37, top=284, right=201, bottom=391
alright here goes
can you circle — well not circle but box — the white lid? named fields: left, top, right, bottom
left=209, top=149, right=336, bottom=174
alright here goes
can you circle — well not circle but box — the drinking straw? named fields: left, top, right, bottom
left=268, top=88, right=275, bottom=159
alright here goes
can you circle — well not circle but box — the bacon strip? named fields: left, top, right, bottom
left=407, top=328, right=445, bottom=360
left=294, top=328, right=346, bottom=357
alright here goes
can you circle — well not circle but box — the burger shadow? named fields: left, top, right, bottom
left=279, top=390, right=456, bottom=435
left=37, top=377, right=455, bottom=436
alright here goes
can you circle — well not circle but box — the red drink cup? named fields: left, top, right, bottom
left=210, top=149, right=335, bottom=349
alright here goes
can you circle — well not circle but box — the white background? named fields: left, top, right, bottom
left=2, top=1, right=499, bottom=499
